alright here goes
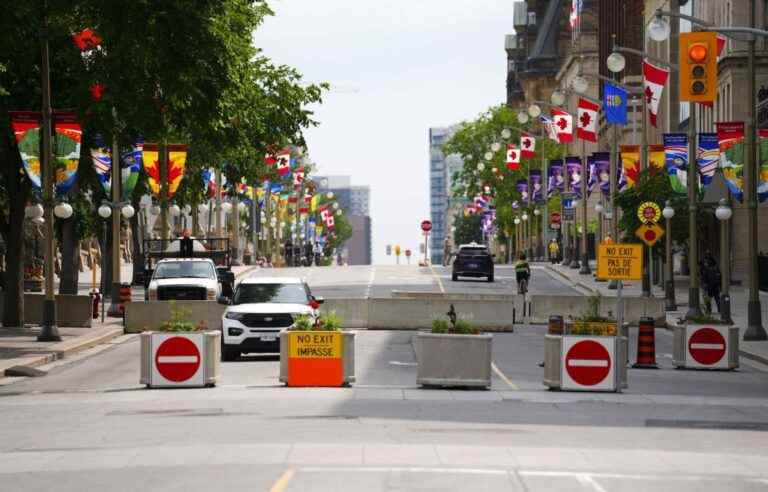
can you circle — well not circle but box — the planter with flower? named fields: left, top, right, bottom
left=140, top=301, right=221, bottom=388
left=672, top=315, right=739, bottom=370
left=415, top=305, right=492, bottom=389
left=279, top=310, right=356, bottom=387
left=544, top=294, right=627, bottom=392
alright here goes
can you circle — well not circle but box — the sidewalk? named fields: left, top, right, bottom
left=545, top=260, right=768, bottom=365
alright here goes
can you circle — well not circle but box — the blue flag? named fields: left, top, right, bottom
left=604, top=83, right=628, bottom=125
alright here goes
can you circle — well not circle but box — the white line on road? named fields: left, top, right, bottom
left=576, top=474, right=610, bottom=492
left=299, top=466, right=508, bottom=475
left=491, top=362, right=519, bottom=390
left=429, top=266, right=445, bottom=294
left=156, top=356, right=199, bottom=364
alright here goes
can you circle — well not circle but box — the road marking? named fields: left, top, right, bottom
left=576, top=474, right=609, bottom=492
left=389, top=361, right=418, bottom=367
left=429, top=266, right=445, bottom=294
left=491, top=362, right=519, bottom=390
left=269, top=468, right=295, bottom=492
left=300, top=466, right=507, bottom=475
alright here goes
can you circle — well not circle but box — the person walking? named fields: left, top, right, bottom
left=700, top=251, right=721, bottom=315
left=443, top=238, right=452, bottom=266
left=548, top=239, right=560, bottom=264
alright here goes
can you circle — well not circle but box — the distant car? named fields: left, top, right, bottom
left=146, top=258, right=221, bottom=301
left=220, top=277, right=322, bottom=361
left=452, top=243, right=494, bottom=282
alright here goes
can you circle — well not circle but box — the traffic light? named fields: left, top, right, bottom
left=386, top=244, right=392, bottom=256
left=395, top=245, right=401, bottom=256
left=679, top=31, right=717, bottom=102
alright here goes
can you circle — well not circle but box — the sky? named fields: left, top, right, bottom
left=254, top=1, right=514, bottom=264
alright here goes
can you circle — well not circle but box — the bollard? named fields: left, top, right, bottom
left=119, top=283, right=132, bottom=315
left=632, top=316, right=658, bottom=368
left=540, top=315, right=564, bottom=367
left=91, top=290, right=101, bottom=319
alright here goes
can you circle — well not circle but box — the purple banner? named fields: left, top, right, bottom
left=586, top=155, right=597, bottom=195
left=547, top=159, right=564, bottom=197
left=566, top=156, right=583, bottom=198
left=530, top=170, right=543, bottom=203
left=516, top=179, right=529, bottom=205
left=593, top=152, right=611, bottom=196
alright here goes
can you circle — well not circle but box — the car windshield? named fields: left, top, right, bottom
left=459, top=247, right=488, bottom=256
left=233, top=283, right=309, bottom=305
left=154, top=261, right=215, bottom=279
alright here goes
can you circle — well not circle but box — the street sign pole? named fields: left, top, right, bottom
left=423, top=232, right=429, bottom=265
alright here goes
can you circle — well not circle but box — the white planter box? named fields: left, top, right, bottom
left=544, top=335, right=627, bottom=392
left=140, top=331, right=221, bottom=388
left=672, top=324, right=739, bottom=370
left=415, top=332, right=492, bottom=389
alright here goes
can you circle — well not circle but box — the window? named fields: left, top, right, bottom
left=154, top=261, right=215, bottom=280
left=233, top=283, right=309, bottom=305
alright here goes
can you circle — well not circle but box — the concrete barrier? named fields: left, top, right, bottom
left=530, top=294, right=666, bottom=326
left=124, top=301, right=225, bottom=334
left=323, top=297, right=521, bottom=331
left=0, top=294, right=92, bottom=327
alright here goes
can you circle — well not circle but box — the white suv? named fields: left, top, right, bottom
left=220, top=277, right=322, bottom=361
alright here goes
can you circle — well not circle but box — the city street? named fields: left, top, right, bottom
left=2, top=266, right=768, bottom=491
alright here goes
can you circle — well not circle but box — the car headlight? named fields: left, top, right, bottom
left=225, top=312, right=246, bottom=321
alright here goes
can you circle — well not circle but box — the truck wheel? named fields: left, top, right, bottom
left=487, top=274, right=494, bottom=282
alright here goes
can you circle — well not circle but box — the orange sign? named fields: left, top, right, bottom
left=287, top=331, right=343, bottom=387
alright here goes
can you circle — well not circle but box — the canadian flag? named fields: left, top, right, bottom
left=551, top=108, right=573, bottom=143
left=276, top=149, right=291, bottom=176
left=319, top=205, right=330, bottom=221
left=520, top=133, right=536, bottom=158
left=264, top=153, right=277, bottom=167
left=506, top=144, right=520, bottom=171
left=576, top=98, right=599, bottom=143
left=293, top=167, right=305, bottom=186
left=326, top=215, right=335, bottom=230
left=643, top=60, right=669, bottom=128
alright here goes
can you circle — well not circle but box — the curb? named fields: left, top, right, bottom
left=0, top=325, right=124, bottom=377
left=739, top=349, right=768, bottom=366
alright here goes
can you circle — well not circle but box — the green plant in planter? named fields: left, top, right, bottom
left=160, top=301, right=207, bottom=332
left=688, top=314, right=728, bottom=325
left=431, top=304, right=479, bottom=334
left=568, top=294, right=617, bottom=336
left=290, top=312, right=344, bottom=331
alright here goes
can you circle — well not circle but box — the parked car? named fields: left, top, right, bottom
left=452, top=243, right=494, bottom=282
left=146, top=258, right=222, bottom=301
left=219, top=277, right=322, bottom=361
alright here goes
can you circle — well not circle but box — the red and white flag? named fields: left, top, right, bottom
left=326, top=215, right=335, bottom=230
left=506, top=144, right=520, bottom=171
left=264, top=153, right=277, bottom=167
left=319, top=205, right=331, bottom=223
left=276, top=149, right=291, bottom=176
left=576, top=98, right=599, bottom=143
left=293, top=167, right=305, bottom=186
left=643, top=60, right=669, bottom=128
left=551, top=108, right=573, bottom=143
left=520, top=133, right=536, bottom=158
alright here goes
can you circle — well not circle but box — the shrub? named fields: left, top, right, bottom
left=160, top=301, right=206, bottom=332
left=431, top=319, right=449, bottom=334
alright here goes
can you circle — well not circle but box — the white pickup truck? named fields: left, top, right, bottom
left=146, top=258, right=222, bottom=301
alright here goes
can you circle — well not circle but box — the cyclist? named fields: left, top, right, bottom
left=514, top=253, right=531, bottom=294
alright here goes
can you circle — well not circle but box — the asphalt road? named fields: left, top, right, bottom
left=2, top=265, right=768, bottom=491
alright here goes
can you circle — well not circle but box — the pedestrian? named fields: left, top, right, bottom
left=443, top=238, right=452, bottom=266
left=700, top=250, right=721, bottom=315
left=548, top=239, right=560, bottom=264
left=284, top=239, right=293, bottom=267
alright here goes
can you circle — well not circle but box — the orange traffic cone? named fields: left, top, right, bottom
left=632, top=316, right=658, bottom=368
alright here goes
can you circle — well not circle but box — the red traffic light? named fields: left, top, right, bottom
left=688, top=43, right=708, bottom=63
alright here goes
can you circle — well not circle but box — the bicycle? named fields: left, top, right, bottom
left=517, top=276, right=528, bottom=296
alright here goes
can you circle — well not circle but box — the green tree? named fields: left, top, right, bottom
left=452, top=213, right=483, bottom=245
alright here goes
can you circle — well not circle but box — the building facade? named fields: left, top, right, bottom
left=428, top=126, right=464, bottom=265
left=315, top=175, right=372, bottom=265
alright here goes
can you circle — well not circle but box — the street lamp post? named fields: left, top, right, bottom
left=662, top=201, right=677, bottom=311
left=715, top=199, right=733, bottom=324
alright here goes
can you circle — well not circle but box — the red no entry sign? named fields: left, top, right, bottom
left=688, top=327, right=726, bottom=366
left=562, top=337, right=616, bottom=391
left=421, top=220, right=432, bottom=232
left=155, top=336, right=201, bottom=383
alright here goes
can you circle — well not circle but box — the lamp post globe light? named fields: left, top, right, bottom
left=550, top=89, right=567, bottom=107
left=25, top=203, right=44, bottom=219
left=514, top=217, right=520, bottom=225
left=501, top=128, right=512, bottom=139
left=527, top=104, right=542, bottom=118
left=648, top=14, right=671, bottom=42
left=98, top=204, right=112, bottom=219
left=121, top=204, right=135, bottom=219
left=571, top=75, right=589, bottom=93
left=484, top=151, right=493, bottom=161
left=595, top=203, right=604, bottom=214
left=477, top=162, right=485, bottom=172
left=662, top=201, right=677, bottom=311
left=491, top=142, right=501, bottom=152
left=53, top=202, right=73, bottom=219
left=517, top=111, right=529, bottom=124
left=606, top=52, right=627, bottom=73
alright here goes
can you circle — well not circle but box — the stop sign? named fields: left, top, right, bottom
left=405, top=249, right=412, bottom=257
left=687, top=326, right=727, bottom=368
left=152, top=335, right=203, bottom=386
left=421, top=220, right=432, bottom=232
left=562, top=337, right=616, bottom=391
